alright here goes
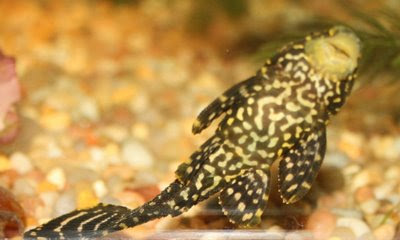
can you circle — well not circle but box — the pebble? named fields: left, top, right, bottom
left=155, top=217, right=180, bottom=231
left=370, top=135, right=400, bottom=161
left=336, top=217, right=371, bottom=238
left=0, top=186, right=26, bottom=238
left=78, top=98, right=99, bottom=122
left=373, top=224, right=396, bottom=240
left=92, top=180, right=108, bottom=198
left=355, top=186, right=374, bottom=203
left=351, top=168, right=382, bottom=191
left=111, top=85, right=137, bottom=105
left=12, top=178, right=37, bottom=196
left=129, top=93, right=150, bottom=116
left=386, top=193, right=400, bottom=205
left=329, top=226, right=356, bottom=240
left=318, top=192, right=348, bottom=210
left=331, top=209, right=363, bottom=219
left=39, top=192, right=58, bottom=218
left=87, top=147, right=109, bottom=171
left=101, top=125, right=129, bottom=142
left=129, top=185, right=160, bottom=202
left=318, top=167, right=345, bottom=192
left=359, top=199, right=380, bottom=215
left=46, top=167, right=66, bottom=190
left=76, top=184, right=99, bottom=209
left=342, top=164, right=361, bottom=177
left=54, top=191, right=76, bottom=217
left=358, top=232, right=375, bottom=240
left=0, top=154, right=11, bottom=171
left=37, top=180, right=58, bottom=193
left=384, top=166, right=400, bottom=181
left=114, top=190, right=145, bottom=209
left=103, top=143, right=121, bottom=164
left=374, top=182, right=395, bottom=200
left=89, top=146, right=105, bottom=162
left=10, top=151, right=33, bottom=174
left=105, top=175, right=125, bottom=195
left=365, top=214, right=386, bottom=229
left=131, top=123, right=150, bottom=140
left=134, top=170, right=160, bottom=186
left=122, top=139, right=154, bottom=170
left=39, top=110, right=71, bottom=131
left=324, top=152, right=349, bottom=168
left=338, top=131, right=364, bottom=160
left=306, top=209, right=337, bottom=240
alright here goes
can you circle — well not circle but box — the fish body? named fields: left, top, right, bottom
left=24, top=26, right=361, bottom=239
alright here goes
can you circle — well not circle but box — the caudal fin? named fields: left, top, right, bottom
left=24, top=179, right=222, bottom=239
left=24, top=203, right=131, bottom=239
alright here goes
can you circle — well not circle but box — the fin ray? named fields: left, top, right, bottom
left=24, top=203, right=131, bottom=239
left=192, top=76, right=262, bottom=134
left=219, top=168, right=270, bottom=226
left=279, top=127, right=326, bottom=204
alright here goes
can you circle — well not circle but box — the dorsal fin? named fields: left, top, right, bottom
left=192, top=76, right=263, bottom=134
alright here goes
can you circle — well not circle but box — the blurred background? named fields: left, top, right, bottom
left=0, top=0, right=399, bottom=239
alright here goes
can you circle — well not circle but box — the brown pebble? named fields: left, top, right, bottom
left=0, top=187, right=26, bottom=238
left=318, top=191, right=347, bottom=209
left=114, top=190, right=146, bottom=209
left=306, top=209, right=336, bottom=240
left=355, top=186, right=374, bottom=203
left=127, top=185, right=160, bottom=202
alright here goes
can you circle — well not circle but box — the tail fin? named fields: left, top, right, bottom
left=24, top=179, right=222, bottom=239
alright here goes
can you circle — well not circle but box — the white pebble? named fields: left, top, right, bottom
left=10, top=152, right=33, bottom=174
left=324, top=152, right=349, bottom=168
left=93, top=180, right=108, bottom=198
left=337, top=217, right=371, bottom=238
left=384, top=166, right=400, bottom=181
left=90, top=147, right=105, bottom=162
left=46, top=167, right=66, bottom=190
left=39, top=192, right=59, bottom=217
left=54, top=191, right=76, bottom=217
left=122, top=139, right=154, bottom=169
left=351, top=169, right=380, bottom=191
left=79, top=98, right=99, bottom=121
left=370, top=135, right=400, bottom=160
left=46, top=141, right=63, bottom=158
left=360, top=199, right=379, bottom=214
left=12, top=178, right=37, bottom=196
left=374, top=182, right=395, bottom=200
left=101, top=125, right=129, bottom=142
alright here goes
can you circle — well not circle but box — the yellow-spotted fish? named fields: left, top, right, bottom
left=24, top=26, right=361, bottom=239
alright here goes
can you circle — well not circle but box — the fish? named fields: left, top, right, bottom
left=24, top=25, right=361, bottom=239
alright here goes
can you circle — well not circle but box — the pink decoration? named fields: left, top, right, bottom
left=0, top=51, right=21, bottom=143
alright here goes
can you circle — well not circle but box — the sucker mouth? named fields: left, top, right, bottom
left=328, top=42, right=350, bottom=58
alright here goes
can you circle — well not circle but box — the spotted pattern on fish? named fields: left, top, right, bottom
left=24, top=25, right=361, bottom=239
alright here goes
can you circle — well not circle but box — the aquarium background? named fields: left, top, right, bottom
left=0, top=0, right=399, bottom=239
